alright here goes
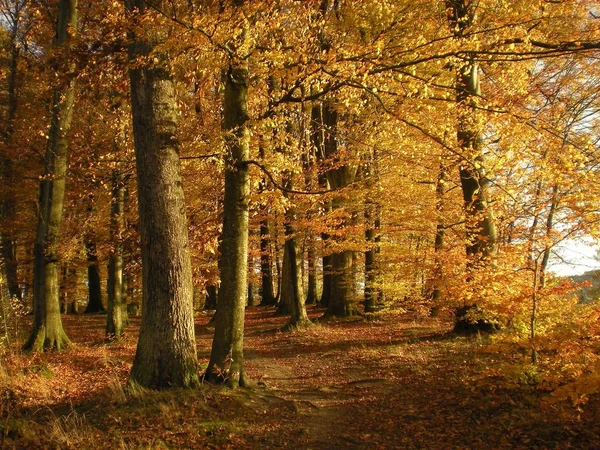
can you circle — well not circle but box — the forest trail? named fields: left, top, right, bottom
left=2, top=307, right=600, bottom=449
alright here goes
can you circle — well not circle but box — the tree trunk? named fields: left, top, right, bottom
left=24, top=0, right=77, bottom=352
left=428, top=160, right=446, bottom=313
left=0, top=11, right=22, bottom=303
left=205, top=31, right=250, bottom=387
left=126, top=0, right=199, bottom=389
left=259, top=218, right=276, bottom=306
left=276, top=243, right=294, bottom=316
left=305, top=235, right=318, bottom=305
left=364, top=217, right=377, bottom=313
left=84, top=241, right=104, bottom=313
left=448, top=0, right=497, bottom=267
left=364, top=153, right=384, bottom=313
left=59, top=265, right=77, bottom=314
left=278, top=165, right=310, bottom=327
left=106, top=172, right=126, bottom=339
left=314, top=103, right=358, bottom=317
left=448, top=0, right=497, bottom=333
left=283, top=233, right=310, bottom=328
left=205, top=284, right=218, bottom=310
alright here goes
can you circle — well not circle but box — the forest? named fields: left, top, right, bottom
left=1, top=0, right=600, bottom=448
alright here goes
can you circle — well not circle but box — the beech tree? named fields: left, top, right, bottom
left=24, top=0, right=77, bottom=352
left=205, top=0, right=251, bottom=388
left=125, top=0, right=199, bottom=388
left=0, top=0, right=28, bottom=303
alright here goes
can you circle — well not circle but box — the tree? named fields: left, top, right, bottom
left=205, top=0, right=250, bottom=388
left=0, top=0, right=29, bottom=304
left=125, top=0, right=199, bottom=389
left=106, top=172, right=127, bottom=339
left=24, top=0, right=77, bottom=352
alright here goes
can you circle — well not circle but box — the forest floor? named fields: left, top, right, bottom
left=1, top=305, right=600, bottom=449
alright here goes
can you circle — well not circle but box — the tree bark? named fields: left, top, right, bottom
left=312, top=103, right=358, bottom=317
left=24, top=0, right=77, bottom=352
left=428, top=160, right=446, bottom=312
left=126, top=0, right=199, bottom=389
left=276, top=244, right=293, bottom=316
left=259, top=218, right=276, bottom=306
left=205, top=284, right=217, bottom=310
left=305, top=235, right=318, bottom=305
left=447, top=0, right=497, bottom=333
left=205, top=27, right=250, bottom=387
left=447, top=0, right=497, bottom=267
left=106, top=172, right=126, bottom=339
left=278, top=166, right=310, bottom=327
left=84, top=240, right=104, bottom=313
left=0, top=3, right=22, bottom=303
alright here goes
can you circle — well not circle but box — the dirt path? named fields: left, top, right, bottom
left=237, top=307, right=600, bottom=449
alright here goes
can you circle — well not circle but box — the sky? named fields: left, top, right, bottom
left=549, top=237, right=600, bottom=276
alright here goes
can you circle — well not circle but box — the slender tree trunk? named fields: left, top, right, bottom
left=448, top=0, right=497, bottom=333
left=276, top=243, right=294, bottom=316
left=274, top=222, right=282, bottom=303
left=60, top=265, right=77, bottom=314
left=0, top=14, right=22, bottom=303
left=24, top=0, right=77, bottom=352
left=84, top=240, right=104, bottom=313
left=283, top=233, right=310, bottom=327
left=447, top=0, right=497, bottom=266
left=259, top=218, right=276, bottom=306
left=1, top=158, right=19, bottom=302
left=428, top=160, right=446, bottom=313
left=280, top=174, right=310, bottom=327
left=106, top=172, right=126, bottom=339
left=205, top=13, right=250, bottom=386
left=364, top=152, right=384, bottom=313
left=126, top=0, right=199, bottom=389
left=317, top=103, right=358, bottom=317
left=305, top=236, right=318, bottom=305
left=257, top=137, right=276, bottom=307
left=205, top=285, right=217, bottom=310
left=364, top=209, right=377, bottom=313
left=530, top=184, right=558, bottom=364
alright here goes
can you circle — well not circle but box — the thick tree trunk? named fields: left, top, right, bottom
left=205, top=51, right=250, bottom=387
left=106, top=172, right=126, bottom=339
left=24, top=0, right=77, bottom=352
left=126, top=0, right=199, bottom=389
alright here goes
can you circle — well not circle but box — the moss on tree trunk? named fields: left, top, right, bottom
left=205, top=59, right=250, bottom=388
left=24, top=0, right=77, bottom=352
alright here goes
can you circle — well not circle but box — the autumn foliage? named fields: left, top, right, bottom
left=1, top=0, right=600, bottom=447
